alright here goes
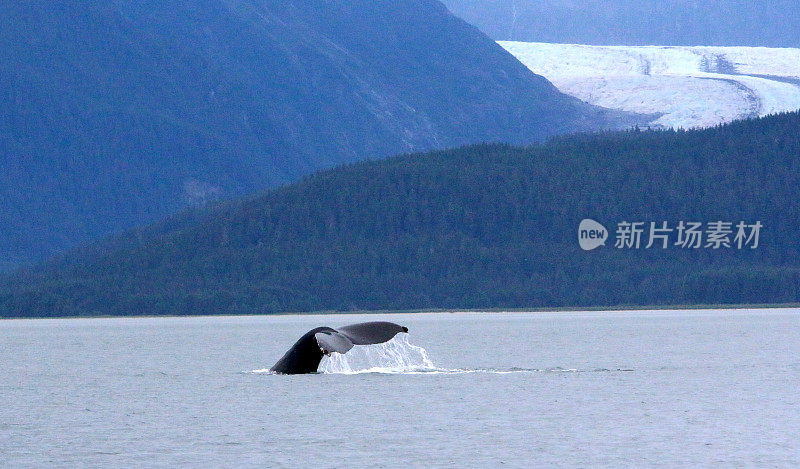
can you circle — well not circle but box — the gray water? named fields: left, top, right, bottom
left=2, top=309, right=799, bottom=467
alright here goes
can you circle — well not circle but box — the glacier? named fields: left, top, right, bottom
left=500, top=42, right=800, bottom=129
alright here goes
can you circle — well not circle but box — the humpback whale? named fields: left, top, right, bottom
left=270, top=321, right=409, bottom=374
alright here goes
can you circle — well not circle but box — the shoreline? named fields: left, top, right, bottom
left=2, top=303, right=799, bottom=321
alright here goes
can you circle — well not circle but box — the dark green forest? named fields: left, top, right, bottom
left=2, top=112, right=799, bottom=317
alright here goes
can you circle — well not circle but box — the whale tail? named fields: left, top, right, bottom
left=270, top=321, right=409, bottom=374
left=336, top=321, right=409, bottom=345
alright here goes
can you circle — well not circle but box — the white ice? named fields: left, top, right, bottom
left=500, top=42, right=800, bottom=129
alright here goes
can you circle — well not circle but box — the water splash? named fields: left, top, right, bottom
left=318, top=334, right=436, bottom=374
left=247, top=365, right=633, bottom=375
left=248, top=335, right=634, bottom=375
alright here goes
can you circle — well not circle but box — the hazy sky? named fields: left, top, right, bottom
left=441, top=0, right=800, bottom=47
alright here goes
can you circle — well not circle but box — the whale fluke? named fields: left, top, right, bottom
left=270, top=321, right=409, bottom=374
left=335, top=321, right=408, bottom=345
left=315, top=330, right=354, bottom=354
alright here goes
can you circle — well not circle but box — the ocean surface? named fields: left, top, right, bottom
left=2, top=309, right=799, bottom=467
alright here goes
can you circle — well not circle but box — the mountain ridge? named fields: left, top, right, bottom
left=3, top=112, right=798, bottom=318
left=0, top=0, right=628, bottom=270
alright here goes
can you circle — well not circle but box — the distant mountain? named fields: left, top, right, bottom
left=3, top=112, right=798, bottom=318
left=0, top=0, right=626, bottom=270
left=442, top=0, right=800, bottom=47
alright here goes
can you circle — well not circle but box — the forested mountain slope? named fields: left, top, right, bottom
left=2, top=113, right=798, bottom=317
